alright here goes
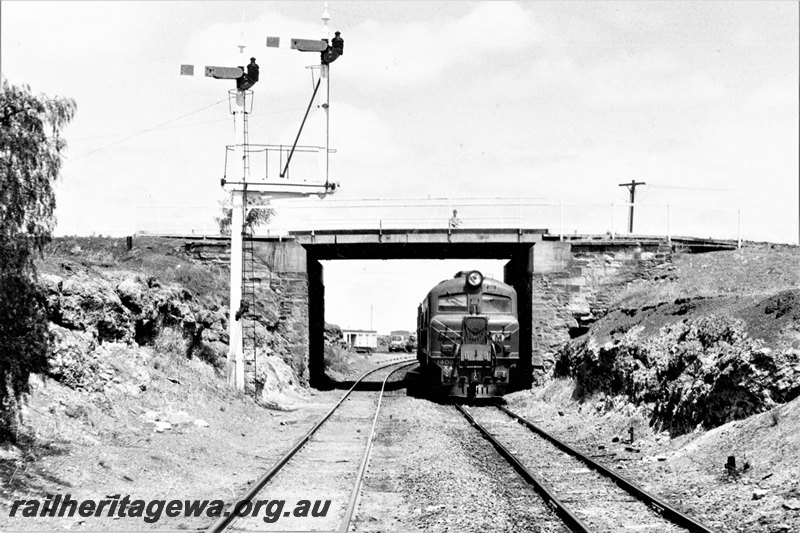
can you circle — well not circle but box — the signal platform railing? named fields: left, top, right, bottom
left=223, top=144, right=334, bottom=183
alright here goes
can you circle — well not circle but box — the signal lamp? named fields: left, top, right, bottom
left=466, top=271, right=483, bottom=287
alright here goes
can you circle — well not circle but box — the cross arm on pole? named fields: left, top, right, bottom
left=618, top=180, right=646, bottom=233
left=618, top=180, right=647, bottom=190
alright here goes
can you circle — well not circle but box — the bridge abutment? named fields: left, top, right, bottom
left=529, top=240, right=674, bottom=369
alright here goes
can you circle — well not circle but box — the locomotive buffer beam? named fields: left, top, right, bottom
left=460, top=344, right=492, bottom=367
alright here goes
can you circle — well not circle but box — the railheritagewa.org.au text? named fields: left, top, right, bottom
left=9, top=494, right=331, bottom=523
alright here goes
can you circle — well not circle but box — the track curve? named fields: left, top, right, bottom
left=207, top=357, right=415, bottom=532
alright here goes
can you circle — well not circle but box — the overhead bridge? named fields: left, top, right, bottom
left=292, top=228, right=547, bottom=258
left=285, top=228, right=548, bottom=388
left=183, top=228, right=737, bottom=393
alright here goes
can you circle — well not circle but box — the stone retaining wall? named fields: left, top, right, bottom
left=532, top=241, right=673, bottom=366
left=185, top=239, right=311, bottom=388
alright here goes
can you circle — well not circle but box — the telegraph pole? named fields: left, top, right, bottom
left=619, top=180, right=646, bottom=233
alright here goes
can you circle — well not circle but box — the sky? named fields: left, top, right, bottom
left=323, top=259, right=507, bottom=332
left=2, top=1, right=799, bottom=333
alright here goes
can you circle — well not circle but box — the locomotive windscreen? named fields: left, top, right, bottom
left=481, top=294, right=512, bottom=313
left=438, top=293, right=467, bottom=312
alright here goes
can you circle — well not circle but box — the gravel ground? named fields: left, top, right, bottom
left=467, top=406, right=690, bottom=533
left=1, top=363, right=351, bottom=532
left=352, top=394, right=566, bottom=533
left=227, top=363, right=410, bottom=532
left=0, top=355, right=412, bottom=532
left=507, top=380, right=800, bottom=532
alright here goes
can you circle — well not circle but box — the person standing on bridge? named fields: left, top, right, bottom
left=448, top=209, right=462, bottom=229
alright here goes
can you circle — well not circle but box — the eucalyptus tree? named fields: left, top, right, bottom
left=1, top=80, right=76, bottom=440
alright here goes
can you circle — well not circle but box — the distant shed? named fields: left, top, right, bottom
left=342, top=329, right=378, bottom=353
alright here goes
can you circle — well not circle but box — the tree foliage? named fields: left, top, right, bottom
left=216, top=193, right=274, bottom=235
left=0, top=81, right=76, bottom=440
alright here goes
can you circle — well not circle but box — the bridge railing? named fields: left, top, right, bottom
left=264, top=197, right=552, bottom=233
left=131, top=197, right=744, bottom=244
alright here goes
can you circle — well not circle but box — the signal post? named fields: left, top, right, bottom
left=225, top=181, right=334, bottom=390
left=182, top=7, right=343, bottom=392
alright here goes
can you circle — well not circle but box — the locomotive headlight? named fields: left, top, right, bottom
left=491, top=332, right=505, bottom=343
left=466, top=271, right=483, bottom=287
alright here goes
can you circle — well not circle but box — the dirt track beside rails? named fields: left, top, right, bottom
left=507, top=380, right=800, bottom=533
left=354, top=393, right=566, bottom=533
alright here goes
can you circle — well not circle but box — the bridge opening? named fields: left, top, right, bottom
left=297, top=233, right=540, bottom=390
left=320, top=259, right=508, bottom=380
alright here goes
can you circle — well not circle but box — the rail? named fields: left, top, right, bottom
left=205, top=356, right=415, bottom=533
left=498, top=405, right=716, bottom=533
left=455, top=404, right=591, bottom=533
left=339, top=360, right=417, bottom=532
left=457, top=403, right=717, bottom=533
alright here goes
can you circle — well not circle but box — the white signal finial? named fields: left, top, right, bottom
left=322, top=2, right=330, bottom=39
left=238, top=8, right=246, bottom=55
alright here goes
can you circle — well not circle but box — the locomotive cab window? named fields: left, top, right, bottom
left=481, top=294, right=512, bottom=313
left=438, top=293, right=468, bottom=313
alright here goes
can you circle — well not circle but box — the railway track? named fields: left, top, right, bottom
left=207, top=357, right=416, bottom=532
left=457, top=404, right=716, bottom=533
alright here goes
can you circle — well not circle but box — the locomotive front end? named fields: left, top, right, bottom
left=425, top=270, right=519, bottom=399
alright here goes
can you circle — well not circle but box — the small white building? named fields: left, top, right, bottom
left=342, top=329, right=378, bottom=353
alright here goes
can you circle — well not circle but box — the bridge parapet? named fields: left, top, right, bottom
left=289, top=228, right=548, bottom=245
left=135, top=198, right=745, bottom=246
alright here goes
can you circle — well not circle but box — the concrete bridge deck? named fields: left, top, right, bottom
left=289, top=228, right=549, bottom=245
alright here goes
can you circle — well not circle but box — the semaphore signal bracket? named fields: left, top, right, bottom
left=179, top=4, right=345, bottom=392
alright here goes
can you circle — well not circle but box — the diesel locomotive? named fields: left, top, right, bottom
left=416, top=270, right=519, bottom=398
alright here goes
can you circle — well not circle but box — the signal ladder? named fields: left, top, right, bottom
left=240, top=91, right=251, bottom=180
left=238, top=90, right=257, bottom=396
left=241, top=218, right=260, bottom=396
